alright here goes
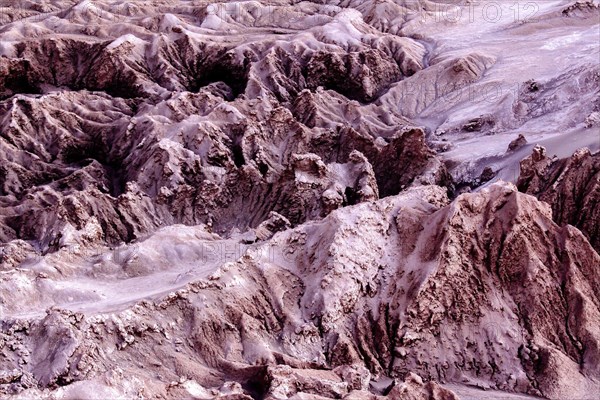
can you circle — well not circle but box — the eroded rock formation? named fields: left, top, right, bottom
left=518, top=146, right=600, bottom=252
left=1, top=183, right=599, bottom=399
left=0, top=0, right=599, bottom=399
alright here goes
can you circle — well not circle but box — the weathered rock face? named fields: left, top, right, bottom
left=0, top=0, right=599, bottom=399
left=1, top=183, right=598, bottom=399
left=305, top=49, right=402, bottom=102
left=518, top=146, right=600, bottom=252
left=387, top=373, right=460, bottom=400
left=0, top=0, right=450, bottom=253
left=0, top=87, right=444, bottom=249
left=396, top=184, right=600, bottom=400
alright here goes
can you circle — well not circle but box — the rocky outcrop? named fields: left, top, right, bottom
left=518, top=146, right=600, bottom=252
left=562, top=0, right=600, bottom=17
left=1, top=183, right=598, bottom=399
left=305, top=49, right=401, bottom=102
left=0, top=0, right=451, bottom=254
left=0, top=1, right=599, bottom=399
left=507, top=134, right=528, bottom=152
left=387, top=373, right=460, bottom=400
left=0, top=88, right=448, bottom=251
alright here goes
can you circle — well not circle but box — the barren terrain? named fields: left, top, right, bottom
left=0, top=0, right=599, bottom=399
